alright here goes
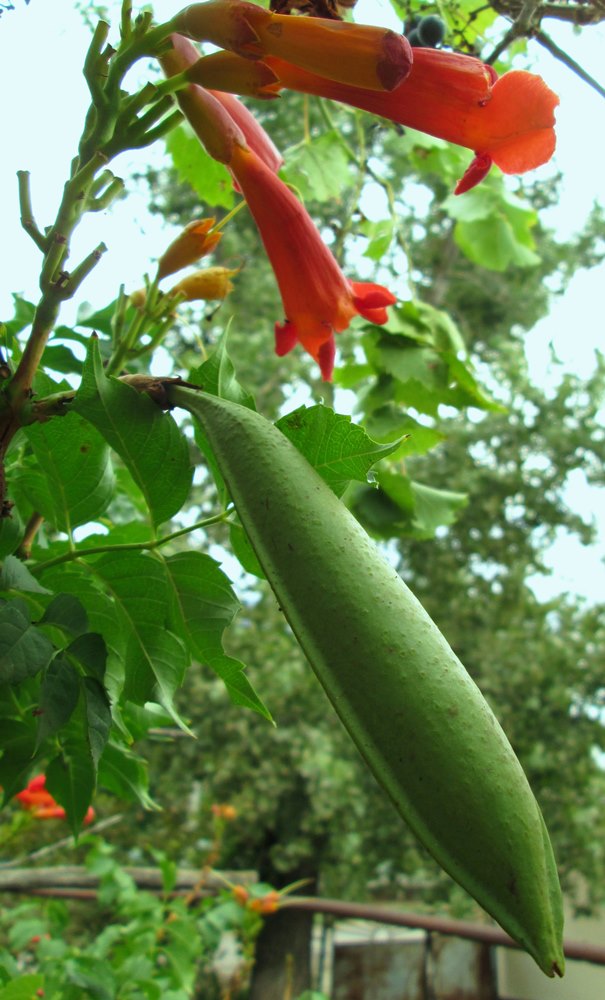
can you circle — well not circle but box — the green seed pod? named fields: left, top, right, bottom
left=170, top=385, right=565, bottom=978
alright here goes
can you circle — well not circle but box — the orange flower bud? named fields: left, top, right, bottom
left=157, top=218, right=222, bottom=280
left=232, top=885, right=250, bottom=906
left=249, top=890, right=280, bottom=915
left=211, top=801, right=238, bottom=820
left=169, top=266, right=239, bottom=302
left=185, top=50, right=280, bottom=100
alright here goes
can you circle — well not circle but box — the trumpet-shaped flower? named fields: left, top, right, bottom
left=16, top=775, right=95, bottom=824
left=161, top=34, right=283, bottom=174
left=227, top=142, right=396, bottom=380
left=172, top=0, right=412, bottom=91
left=265, top=49, right=559, bottom=192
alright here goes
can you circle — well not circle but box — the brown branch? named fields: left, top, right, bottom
left=281, top=897, right=605, bottom=967
left=0, top=865, right=257, bottom=896
left=485, top=0, right=542, bottom=63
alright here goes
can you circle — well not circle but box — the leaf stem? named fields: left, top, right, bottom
left=31, top=509, right=235, bottom=575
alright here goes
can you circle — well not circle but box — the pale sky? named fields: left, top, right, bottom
left=0, top=0, right=604, bottom=601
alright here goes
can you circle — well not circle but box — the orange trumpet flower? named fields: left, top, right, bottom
left=172, top=0, right=412, bottom=92
left=162, top=34, right=284, bottom=176
left=16, top=775, right=95, bottom=824
left=228, top=142, right=396, bottom=380
left=265, top=49, right=559, bottom=192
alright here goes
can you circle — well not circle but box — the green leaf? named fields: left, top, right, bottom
left=0, top=513, right=23, bottom=560
left=164, top=551, right=271, bottom=720
left=0, top=718, right=38, bottom=801
left=0, top=975, right=45, bottom=1000
left=46, top=715, right=96, bottom=834
left=36, top=655, right=81, bottom=747
left=381, top=301, right=466, bottom=354
left=364, top=407, right=444, bottom=457
left=40, top=594, right=88, bottom=637
left=73, top=338, right=192, bottom=527
left=281, top=131, right=353, bottom=202
left=83, top=677, right=112, bottom=768
left=276, top=405, right=402, bottom=497
left=0, top=600, right=54, bottom=683
left=0, top=555, right=50, bottom=594
left=379, top=472, right=468, bottom=539
left=64, top=957, right=115, bottom=1000
left=359, top=218, right=395, bottom=261
left=444, top=184, right=540, bottom=271
left=165, top=124, right=234, bottom=208
left=444, top=353, right=505, bottom=412
left=41, top=343, right=84, bottom=376
left=98, top=740, right=157, bottom=809
left=18, top=404, right=114, bottom=533
left=454, top=216, right=540, bottom=271
left=189, top=330, right=256, bottom=408
left=37, top=565, right=125, bottom=704
left=93, top=551, right=189, bottom=717
left=229, top=521, right=265, bottom=579
left=1, top=295, right=35, bottom=340
left=66, top=632, right=108, bottom=683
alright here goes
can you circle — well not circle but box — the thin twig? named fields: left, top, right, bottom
left=17, top=171, right=49, bottom=253
left=485, top=0, right=542, bottom=64
left=535, top=28, right=605, bottom=99
left=31, top=508, right=234, bottom=575
left=16, top=511, right=44, bottom=559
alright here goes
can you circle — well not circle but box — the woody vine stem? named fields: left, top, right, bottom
left=0, top=4, right=181, bottom=510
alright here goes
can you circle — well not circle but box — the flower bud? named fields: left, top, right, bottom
left=169, top=266, right=239, bottom=302
left=157, top=218, right=222, bottom=280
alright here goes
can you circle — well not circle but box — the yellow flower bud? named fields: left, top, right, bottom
left=169, top=266, right=239, bottom=302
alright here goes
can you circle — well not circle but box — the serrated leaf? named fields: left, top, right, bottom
left=66, top=632, right=108, bottom=683
left=281, top=131, right=353, bottom=202
left=46, top=719, right=96, bottom=834
left=37, top=565, right=125, bottom=703
left=359, top=217, right=395, bottom=260
left=189, top=330, right=256, bottom=409
left=0, top=600, right=54, bottom=683
left=19, top=407, right=114, bottom=533
left=73, top=337, right=192, bottom=527
left=41, top=343, right=84, bottom=376
left=83, top=678, right=112, bottom=769
left=164, top=551, right=271, bottom=720
left=277, top=404, right=402, bottom=496
left=165, top=124, right=234, bottom=208
left=454, top=216, right=540, bottom=271
left=2, top=295, right=35, bottom=340
left=444, top=353, right=505, bottom=412
left=40, top=593, right=88, bottom=637
left=64, top=957, right=115, bottom=1000
left=36, top=655, right=80, bottom=747
left=364, top=407, right=444, bottom=457
left=0, top=718, right=38, bottom=801
left=379, top=471, right=468, bottom=539
left=98, top=740, right=157, bottom=809
left=0, top=555, right=50, bottom=594
left=93, top=551, right=189, bottom=717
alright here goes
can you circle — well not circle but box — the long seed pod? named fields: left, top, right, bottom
left=169, top=385, right=565, bottom=978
